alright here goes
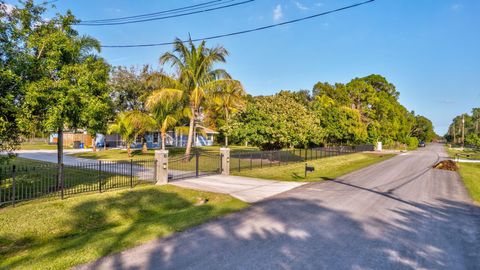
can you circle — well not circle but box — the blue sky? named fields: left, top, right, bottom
left=7, top=0, right=480, bottom=134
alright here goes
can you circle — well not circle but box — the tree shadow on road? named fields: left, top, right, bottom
left=1, top=187, right=244, bottom=270
left=83, top=193, right=480, bottom=270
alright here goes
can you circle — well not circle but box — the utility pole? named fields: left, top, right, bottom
left=461, top=115, right=465, bottom=149
left=452, top=126, right=456, bottom=144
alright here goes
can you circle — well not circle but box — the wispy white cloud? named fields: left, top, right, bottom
left=273, top=4, right=283, bottom=21
left=294, top=1, right=309, bottom=11
left=1, top=3, right=14, bottom=14
left=451, top=3, right=463, bottom=11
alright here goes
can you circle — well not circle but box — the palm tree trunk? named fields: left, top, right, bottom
left=127, top=144, right=132, bottom=157
left=161, top=132, right=166, bottom=150
left=142, top=136, right=148, bottom=154
left=224, top=108, right=229, bottom=147
left=185, top=108, right=195, bottom=156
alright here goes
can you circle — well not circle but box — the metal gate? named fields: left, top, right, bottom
left=168, top=152, right=222, bottom=181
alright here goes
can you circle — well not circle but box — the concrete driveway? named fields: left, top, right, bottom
left=15, top=149, right=94, bottom=165
left=77, top=143, right=480, bottom=270
left=170, top=175, right=306, bottom=203
left=15, top=150, right=155, bottom=181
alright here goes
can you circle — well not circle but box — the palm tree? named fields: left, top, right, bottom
left=472, top=108, right=480, bottom=135
left=108, top=111, right=155, bottom=157
left=146, top=88, right=185, bottom=150
left=159, top=38, right=230, bottom=156
left=208, top=80, right=247, bottom=146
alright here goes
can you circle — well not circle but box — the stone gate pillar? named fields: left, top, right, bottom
left=155, top=150, right=169, bottom=185
left=220, top=148, right=230, bottom=175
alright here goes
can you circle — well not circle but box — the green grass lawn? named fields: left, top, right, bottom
left=446, top=147, right=480, bottom=160
left=70, top=145, right=259, bottom=161
left=19, top=142, right=72, bottom=150
left=457, top=163, right=480, bottom=204
left=1, top=158, right=145, bottom=205
left=232, top=153, right=395, bottom=182
left=0, top=185, right=248, bottom=270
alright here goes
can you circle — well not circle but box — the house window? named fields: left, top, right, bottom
left=153, top=132, right=159, bottom=143
left=136, top=135, right=142, bottom=143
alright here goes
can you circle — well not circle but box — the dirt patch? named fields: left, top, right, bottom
left=433, top=160, right=458, bottom=171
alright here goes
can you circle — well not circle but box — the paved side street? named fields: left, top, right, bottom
left=77, top=144, right=480, bottom=270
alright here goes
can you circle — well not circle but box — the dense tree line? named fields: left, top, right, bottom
left=446, top=108, right=480, bottom=147
left=228, top=75, right=436, bottom=150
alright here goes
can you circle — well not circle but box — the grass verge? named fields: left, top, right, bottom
left=1, top=158, right=145, bottom=205
left=0, top=185, right=248, bottom=270
left=70, top=145, right=259, bottom=161
left=446, top=147, right=480, bottom=160
left=232, top=153, right=395, bottom=182
left=19, top=142, right=71, bottom=150
left=457, top=163, right=480, bottom=204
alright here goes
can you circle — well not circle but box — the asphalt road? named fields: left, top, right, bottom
left=77, top=143, right=480, bottom=270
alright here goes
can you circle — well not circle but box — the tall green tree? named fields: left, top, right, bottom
left=472, top=108, right=480, bottom=135
left=207, top=80, right=246, bottom=146
left=16, top=2, right=111, bottom=170
left=146, top=87, right=185, bottom=150
left=108, top=111, right=156, bottom=156
left=230, top=91, right=322, bottom=150
left=159, top=38, right=230, bottom=155
left=109, top=65, right=152, bottom=112
left=411, top=115, right=435, bottom=143
left=0, top=1, right=43, bottom=157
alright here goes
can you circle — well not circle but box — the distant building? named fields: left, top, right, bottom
left=49, top=131, right=93, bottom=148
left=50, top=126, right=218, bottom=149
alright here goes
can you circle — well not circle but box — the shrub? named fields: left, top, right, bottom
left=407, top=137, right=419, bottom=150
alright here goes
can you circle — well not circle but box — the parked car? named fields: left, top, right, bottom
left=418, top=141, right=426, bottom=147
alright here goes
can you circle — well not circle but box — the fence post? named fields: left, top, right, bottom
left=195, top=152, right=199, bottom=178
left=12, top=165, right=16, bottom=206
left=220, top=148, right=230, bottom=175
left=154, top=150, right=169, bottom=185
left=98, top=161, right=102, bottom=193
left=154, top=159, right=158, bottom=182
left=130, top=159, right=133, bottom=188
left=60, top=163, right=64, bottom=200
left=250, top=153, right=253, bottom=170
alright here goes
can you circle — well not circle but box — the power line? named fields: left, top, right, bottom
left=78, top=0, right=255, bottom=26
left=101, top=0, right=375, bottom=48
left=82, top=0, right=229, bottom=23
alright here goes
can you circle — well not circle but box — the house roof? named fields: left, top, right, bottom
left=196, top=125, right=219, bottom=134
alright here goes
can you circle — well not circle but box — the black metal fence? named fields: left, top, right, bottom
left=0, top=159, right=156, bottom=207
left=230, top=145, right=375, bottom=172
left=169, top=152, right=222, bottom=181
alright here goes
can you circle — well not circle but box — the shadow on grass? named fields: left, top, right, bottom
left=0, top=188, right=241, bottom=270
left=77, top=194, right=480, bottom=270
